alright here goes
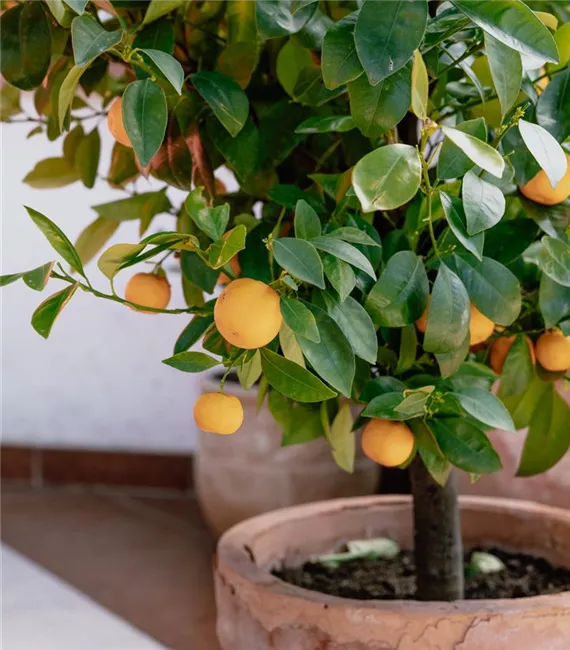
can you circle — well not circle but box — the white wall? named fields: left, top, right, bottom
left=1, top=101, right=234, bottom=453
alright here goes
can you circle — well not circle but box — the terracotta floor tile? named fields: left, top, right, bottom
left=1, top=490, right=219, bottom=650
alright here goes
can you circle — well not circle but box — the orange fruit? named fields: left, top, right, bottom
left=519, top=154, right=570, bottom=206
left=535, top=330, right=570, bottom=372
left=125, top=273, right=171, bottom=312
left=489, top=335, right=536, bottom=374
left=415, top=296, right=430, bottom=333
left=214, top=278, right=282, bottom=349
left=361, top=419, right=415, bottom=467
left=194, top=393, right=244, bottom=435
left=107, top=98, right=131, bottom=148
left=469, top=305, right=495, bottom=346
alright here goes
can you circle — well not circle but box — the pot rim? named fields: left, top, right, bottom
left=217, top=495, right=570, bottom=613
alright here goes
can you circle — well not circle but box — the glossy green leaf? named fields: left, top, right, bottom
left=180, top=251, right=219, bottom=294
left=424, top=263, right=470, bottom=354
left=362, top=392, right=409, bottom=420
left=396, top=326, right=417, bottom=374
left=24, top=158, right=79, bottom=189
left=441, top=125, right=505, bottom=178
left=297, top=303, right=355, bottom=397
left=0, top=3, right=51, bottom=90
left=328, top=228, right=381, bottom=249
left=255, top=0, right=316, bottom=39
left=58, top=65, right=90, bottom=132
left=21, top=262, right=55, bottom=292
left=517, top=384, right=570, bottom=476
left=538, top=237, right=570, bottom=287
left=162, top=351, right=219, bottom=372
left=96, top=243, right=141, bottom=280
left=321, top=12, right=362, bottom=90
left=25, top=207, right=85, bottom=278
left=76, top=127, right=100, bottom=189
left=353, top=144, right=422, bottom=212
left=518, top=119, right=567, bottom=189
left=209, top=225, right=246, bottom=269
left=295, top=115, right=355, bottom=134
left=435, top=333, right=470, bottom=379
left=452, top=387, right=515, bottom=432
left=539, top=275, right=570, bottom=329
left=71, top=15, right=122, bottom=67
left=485, top=33, right=522, bottom=118
left=452, top=0, right=559, bottom=62
left=123, top=79, right=167, bottom=166
left=31, top=283, right=79, bottom=339
left=450, top=254, right=521, bottom=326
left=269, top=390, right=323, bottom=446
left=93, top=190, right=171, bottom=223
left=462, top=170, right=505, bottom=235
left=294, top=199, right=321, bottom=240
left=1, top=273, right=23, bottom=288
left=63, top=0, right=88, bottom=13
left=238, top=350, right=263, bottom=390
left=280, top=298, right=320, bottom=342
left=311, top=237, right=376, bottom=280
left=174, top=314, right=213, bottom=355
left=348, top=62, right=412, bottom=137
left=411, top=50, right=429, bottom=119
left=536, top=66, right=570, bottom=143
left=191, top=71, right=249, bottom=137
left=429, top=417, right=501, bottom=474
left=498, top=334, right=535, bottom=398
left=132, top=20, right=175, bottom=54
left=440, top=192, right=484, bottom=260
left=46, top=0, right=74, bottom=27
left=279, top=321, right=305, bottom=367
left=273, top=239, right=325, bottom=288
left=354, top=0, right=428, bottom=86
left=322, top=254, right=356, bottom=303
left=437, top=118, right=486, bottom=180
left=260, top=348, right=337, bottom=402
left=365, top=251, right=428, bottom=328
left=74, top=218, right=119, bottom=266
left=143, top=0, right=185, bottom=25
left=327, top=403, right=355, bottom=473
left=185, top=188, right=229, bottom=241
left=138, top=49, right=184, bottom=94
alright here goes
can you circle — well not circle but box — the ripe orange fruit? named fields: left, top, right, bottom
left=214, top=278, right=282, bottom=349
left=194, top=393, right=244, bottom=435
left=489, top=335, right=536, bottom=374
left=469, top=305, right=495, bottom=346
left=415, top=296, right=430, bottom=333
left=107, top=98, right=131, bottom=148
left=535, top=330, right=570, bottom=372
left=361, top=419, right=415, bottom=467
left=125, top=273, right=171, bottom=312
left=519, top=154, right=570, bottom=205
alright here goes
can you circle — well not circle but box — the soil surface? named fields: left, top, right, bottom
left=274, top=547, right=570, bottom=600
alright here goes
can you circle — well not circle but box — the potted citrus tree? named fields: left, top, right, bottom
left=2, top=0, right=570, bottom=647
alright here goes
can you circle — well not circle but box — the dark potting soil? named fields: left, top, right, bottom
left=274, top=547, right=570, bottom=600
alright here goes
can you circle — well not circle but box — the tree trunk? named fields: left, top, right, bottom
left=409, top=456, right=464, bottom=600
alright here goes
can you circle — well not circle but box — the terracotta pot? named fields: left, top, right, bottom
left=216, top=495, right=570, bottom=649
left=195, top=379, right=379, bottom=536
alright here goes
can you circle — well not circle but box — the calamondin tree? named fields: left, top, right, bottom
left=2, top=0, right=570, bottom=601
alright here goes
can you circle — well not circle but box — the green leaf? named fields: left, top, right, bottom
left=396, top=326, right=417, bottom=374
left=76, top=127, right=101, bottom=189
left=435, top=333, right=470, bottom=379
left=517, top=384, right=570, bottom=477
left=273, top=238, right=325, bottom=288
left=462, top=170, right=505, bottom=235
left=0, top=273, right=23, bottom=287
left=63, top=0, right=88, bottom=12
left=294, top=199, right=321, bottom=240
left=441, top=125, right=505, bottom=178
left=440, top=192, right=484, bottom=260
left=269, top=390, right=323, bottom=446
left=354, top=0, right=428, bottom=86
left=58, top=65, right=90, bottom=132
left=227, top=0, right=257, bottom=43
left=365, top=251, right=428, bottom=328
left=255, top=0, right=316, bottom=39
left=23, top=158, right=79, bottom=189
left=518, top=119, right=567, bottom=189
left=452, top=387, right=515, bottom=432
left=409, top=418, right=451, bottom=486
left=269, top=184, right=325, bottom=214
left=122, top=79, right=167, bottom=166
left=162, top=351, right=219, bottom=373
left=208, top=225, right=246, bottom=269
left=138, top=48, right=184, bottom=94
left=428, top=417, right=502, bottom=474
left=537, top=67, right=570, bottom=143
left=280, top=298, right=320, bottom=342
left=424, top=263, right=470, bottom=354
left=451, top=0, right=559, bottom=63
left=191, top=71, right=249, bottom=137
left=395, top=387, right=434, bottom=418
left=238, top=350, right=262, bottom=390
left=539, top=275, right=570, bottom=329
left=437, top=118, right=486, bottom=180
left=353, top=144, right=422, bottom=212
left=450, top=254, right=521, bottom=326
left=180, top=251, right=219, bottom=294
left=0, top=3, right=51, bottom=91
left=326, top=403, right=355, bottom=473
left=362, top=392, right=408, bottom=420
left=295, top=115, right=355, bottom=134
left=97, top=243, right=145, bottom=280
left=0, top=84, right=21, bottom=121
left=321, top=12, right=362, bottom=90
left=133, top=21, right=175, bottom=55
left=31, top=283, right=79, bottom=339
left=327, top=227, right=381, bottom=248
left=322, top=254, right=356, bottom=303
left=279, top=321, right=305, bottom=367
left=311, top=237, right=376, bottom=280
left=93, top=190, right=171, bottom=223
left=25, top=207, right=85, bottom=278
left=260, top=348, right=336, bottom=402
left=498, top=334, right=535, bottom=398
left=485, top=33, right=522, bottom=119
left=537, top=237, right=570, bottom=287
left=411, top=50, right=429, bottom=119
left=74, top=218, right=119, bottom=266
left=322, top=293, right=378, bottom=364
left=143, top=0, right=185, bottom=25
left=501, top=375, right=550, bottom=430
left=185, top=188, right=229, bottom=241
left=21, top=262, right=55, bottom=292
left=348, top=63, right=412, bottom=138
left=173, top=314, right=213, bottom=355
left=297, top=303, right=355, bottom=397
left=71, top=15, right=122, bottom=67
